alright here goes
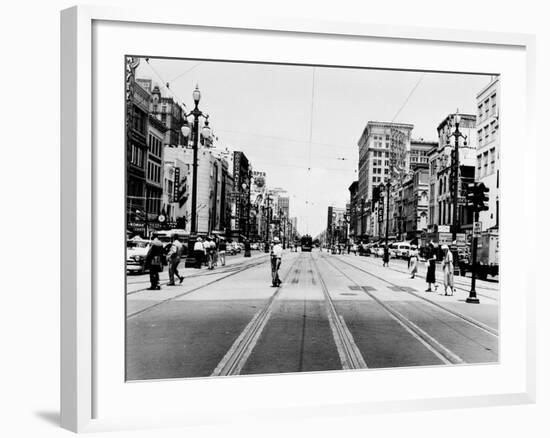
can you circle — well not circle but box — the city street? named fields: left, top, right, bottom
left=126, top=249, right=498, bottom=380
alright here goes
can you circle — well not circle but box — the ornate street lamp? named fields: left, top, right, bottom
left=446, top=110, right=467, bottom=243
left=181, top=85, right=213, bottom=268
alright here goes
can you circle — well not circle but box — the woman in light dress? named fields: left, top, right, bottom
left=441, top=244, right=455, bottom=296
left=409, top=247, right=419, bottom=279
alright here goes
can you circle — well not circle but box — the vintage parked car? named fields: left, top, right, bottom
left=126, top=238, right=152, bottom=274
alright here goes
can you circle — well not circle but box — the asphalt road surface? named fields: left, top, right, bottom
left=126, top=249, right=499, bottom=381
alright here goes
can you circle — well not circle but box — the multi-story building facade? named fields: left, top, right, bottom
left=147, top=83, right=186, bottom=146
left=290, top=217, right=298, bottom=241
left=144, top=115, right=167, bottom=231
left=401, top=164, right=430, bottom=241
left=357, top=121, right=414, bottom=238
left=410, top=139, right=438, bottom=169
left=277, top=197, right=289, bottom=218
left=232, top=151, right=252, bottom=240
left=164, top=147, right=230, bottom=235
left=327, top=206, right=347, bottom=245
left=476, top=77, right=500, bottom=231
left=427, top=114, right=477, bottom=236
left=126, top=81, right=150, bottom=236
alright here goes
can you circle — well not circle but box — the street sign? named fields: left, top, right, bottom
left=158, top=215, right=165, bottom=223
left=473, top=221, right=482, bottom=236
left=438, top=225, right=450, bottom=233
left=455, top=233, right=467, bottom=246
left=438, top=232, right=453, bottom=244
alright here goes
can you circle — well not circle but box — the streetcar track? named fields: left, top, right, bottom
left=326, top=255, right=498, bottom=338
left=391, top=295, right=497, bottom=353
left=127, top=257, right=272, bottom=319
left=319, top=255, right=465, bottom=365
left=310, top=256, right=367, bottom=370
left=127, top=255, right=270, bottom=295
left=211, top=253, right=303, bottom=376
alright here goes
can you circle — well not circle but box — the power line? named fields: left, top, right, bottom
left=214, top=127, right=353, bottom=152
left=391, top=73, right=425, bottom=123
left=170, top=62, right=203, bottom=83
left=143, top=58, right=185, bottom=105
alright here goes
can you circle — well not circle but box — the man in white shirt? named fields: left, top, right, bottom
left=193, top=237, right=205, bottom=269
left=270, top=237, right=283, bottom=287
left=167, top=234, right=183, bottom=285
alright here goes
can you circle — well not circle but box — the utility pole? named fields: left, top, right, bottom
left=447, top=111, right=467, bottom=243
left=144, top=188, right=149, bottom=238
left=385, top=181, right=390, bottom=250
left=468, top=210, right=480, bottom=304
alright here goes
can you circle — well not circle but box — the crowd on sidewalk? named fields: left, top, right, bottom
left=143, top=234, right=256, bottom=290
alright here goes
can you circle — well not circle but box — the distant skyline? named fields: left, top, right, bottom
left=135, top=58, right=492, bottom=237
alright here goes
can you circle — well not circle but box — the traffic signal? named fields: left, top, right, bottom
left=466, top=182, right=490, bottom=212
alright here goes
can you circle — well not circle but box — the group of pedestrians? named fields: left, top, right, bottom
left=143, top=234, right=234, bottom=290
left=193, top=236, right=228, bottom=270
left=415, top=241, right=455, bottom=296
left=144, top=234, right=185, bottom=290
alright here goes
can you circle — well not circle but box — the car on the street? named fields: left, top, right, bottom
left=126, top=238, right=152, bottom=274
left=153, top=229, right=189, bottom=251
left=228, top=242, right=241, bottom=254
left=374, top=246, right=385, bottom=257
left=393, top=242, right=411, bottom=259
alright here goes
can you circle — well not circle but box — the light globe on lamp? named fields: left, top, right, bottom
left=193, top=85, right=201, bottom=106
left=181, top=120, right=191, bottom=138
left=202, top=119, right=212, bottom=140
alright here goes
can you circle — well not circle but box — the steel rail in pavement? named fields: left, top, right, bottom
left=325, top=255, right=498, bottom=338
left=310, top=255, right=368, bottom=370
left=320, top=255, right=465, bottom=365
left=127, top=256, right=271, bottom=319
left=211, top=253, right=303, bottom=376
left=127, top=254, right=270, bottom=295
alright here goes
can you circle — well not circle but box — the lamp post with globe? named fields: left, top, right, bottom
left=181, top=85, right=213, bottom=268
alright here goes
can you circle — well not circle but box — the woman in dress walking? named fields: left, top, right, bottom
left=441, top=244, right=454, bottom=296
left=409, top=247, right=419, bottom=279
left=425, top=242, right=437, bottom=292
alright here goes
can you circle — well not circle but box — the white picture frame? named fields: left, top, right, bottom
left=60, top=5, right=536, bottom=433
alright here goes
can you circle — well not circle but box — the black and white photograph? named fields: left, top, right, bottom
left=125, top=56, right=500, bottom=381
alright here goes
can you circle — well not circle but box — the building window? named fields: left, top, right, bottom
left=478, top=104, right=483, bottom=119
left=477, top=155, right=482, bottom=179
left=490, top=148, right=496, bottom=174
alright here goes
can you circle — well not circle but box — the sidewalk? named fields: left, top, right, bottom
left=329, top=253, right=500, bottom=302
left=126, top=250, right=269, bottom=294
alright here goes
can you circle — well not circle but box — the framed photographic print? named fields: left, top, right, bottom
left=61, top=5, right=536, bottom=433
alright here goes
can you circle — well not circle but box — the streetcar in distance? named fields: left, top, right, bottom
left=301, top=235, right=313, bottom=252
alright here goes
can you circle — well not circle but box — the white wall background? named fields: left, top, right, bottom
left=0, top=0, right=547, bottom=437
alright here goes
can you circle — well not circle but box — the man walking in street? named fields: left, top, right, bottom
left=205, top=236, right=215, bottom=270
left=193, top=237, right=205, bottom=269
left=145, top=236, right=164, bottom=290
left=383, top=245, right=390, bottom=267
left=167, top=234, right=184, bottom=285
left=270, top=237, right=283, bottom=287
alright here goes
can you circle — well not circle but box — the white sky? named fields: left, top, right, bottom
left=135, top=58, right=491, bottom=238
